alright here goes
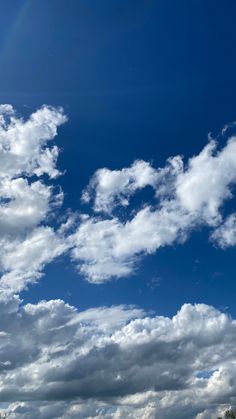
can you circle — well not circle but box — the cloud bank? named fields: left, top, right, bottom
left=0, top=297, right=234, bottom=418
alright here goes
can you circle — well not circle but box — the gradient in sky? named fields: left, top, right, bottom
left=0, top=1, right=236, bottom=418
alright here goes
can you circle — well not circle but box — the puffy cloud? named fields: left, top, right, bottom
left=82, top=138, right=236, bottom=222
left=0, top=178, right=57, bottom=235
left=2, top=104, right=236, bottom=288
left=72, top=136, right=236, bottom=282
left=0, top=227, right=69, bottom=293
left=2, top=104, right=236, bottom=291
left=0, top=104, right=67, bottom=179
left=0, top=105, right=68, bottom=294
left=176, top=139, right=236, bottom=224
left=0, top=299, right=234, bottom=418
left=81, top=159, right=171, bottom=213
left=70, top=203, right=193, bottom=282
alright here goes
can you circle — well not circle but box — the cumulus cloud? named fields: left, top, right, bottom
left=0, top=298, right=235, bottom=418
left=70, top=203, right=193, bottom=282
left=1, top=104, right=236, bottom=419
left=0, top=104, right=67, bottom=179
left=2, top=104, right=236, bottom=288
left=2, top=104, right=236, bottom=290
left=81, top=159, right=171, bottom=213
left=175, top=139, right=236, bottom=223
left=0, top=227, right=68, bottom=293
left=72, top=137, right=236, bottom=282
left=0, top=105, right=68, bottom=295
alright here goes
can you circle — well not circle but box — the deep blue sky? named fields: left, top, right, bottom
left=2, top=0, right=236, bottom=316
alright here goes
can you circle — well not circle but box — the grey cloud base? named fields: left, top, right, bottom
left=0, top=297, right=235, bottom=418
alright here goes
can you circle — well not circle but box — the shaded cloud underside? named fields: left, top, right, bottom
left=0, top=297, right=235, bottom=418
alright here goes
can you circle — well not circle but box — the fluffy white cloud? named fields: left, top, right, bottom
left=82, top=138, right=236, bottom=222
left=0, top=178, right=57, bottom=235
left=70, top=203, right=193, bottom=282
left=0, top=104, right=67, bottom=179
left=0, top=298, right=235, bottom=418
left=73, top=136, right=236, bottom=282
left=81, top=159, right=169, bottom=213
left=2, top=104, right=236, bottom=288
left=176, top=139, right=236, bottom=224
left=0, top=105, right=68, bottom=294
left=0, top=227, right=69, bottom=293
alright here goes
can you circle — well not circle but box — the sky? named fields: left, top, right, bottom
left=1, top=1, right=236, bottom=418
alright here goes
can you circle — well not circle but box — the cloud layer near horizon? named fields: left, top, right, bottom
left=0, top=296, right=235, bottom=418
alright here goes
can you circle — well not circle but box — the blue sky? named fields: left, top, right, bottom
left=1, top=1, right=236, bottom=418
left=2, top=0, right=236, bottom=315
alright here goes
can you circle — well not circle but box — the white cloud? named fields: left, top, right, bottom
left=82, top=160, right=164, bottom=213
left=70, top=203, right=193, bottom=282
left=81, top=138, right=236, bottom=223
left=0, top=105, right=67, bottom=180
left=82, top=157, right=183, bottom=214
left=73, top=136, right=236, bottom=282
left=0, top=105, right=68, bottom=294
left=0, top=299, right=235, bottom=418
left=0, top=178, right=55, bottom=235
left=1, top=104, right=236, bottom=291
left=0, top=227, right=69, bottom=293
left=211, top=213, right=236, bottom=247
left=176, top=139, right=236, bottom=224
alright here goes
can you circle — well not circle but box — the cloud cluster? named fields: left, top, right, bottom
left=72, top=138, right=236, bottom=282
left=0, top=297, right=235, bottom=418
left=1, top=105, right=236, bottom=289
left=1, top=105, right=236, bottom=418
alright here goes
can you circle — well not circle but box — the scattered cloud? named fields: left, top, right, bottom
left=1, top=104, right=236, bottom=291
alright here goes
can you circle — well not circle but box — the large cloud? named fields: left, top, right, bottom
left=72, top=137, right=236, bottom=282
left=0, top=298, right=234, bottom=418
left=0, top=105, right=68, bottom=295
